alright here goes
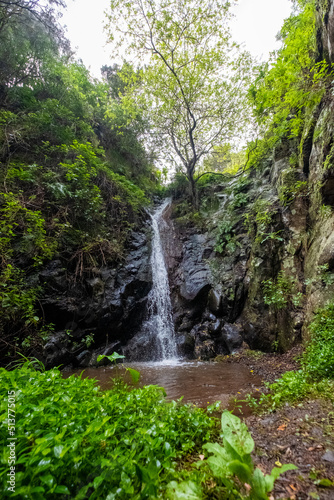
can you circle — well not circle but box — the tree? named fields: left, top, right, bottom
left=0, top=0, right=67, bottom=43
left=106, top=0, right=252, bottom=205
left=0, top=0, right=70, bottom=108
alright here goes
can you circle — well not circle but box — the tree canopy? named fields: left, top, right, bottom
left=106, top=0, right=253, bottom=205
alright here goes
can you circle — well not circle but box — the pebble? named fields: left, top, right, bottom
left=321, top=450, right=334, bottom=463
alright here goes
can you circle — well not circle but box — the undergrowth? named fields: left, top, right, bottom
left=246, top=303, right=334, bottom=413
left=0, top=361, right=296, bottom=499
left=0, top=364, right=213, bottom=499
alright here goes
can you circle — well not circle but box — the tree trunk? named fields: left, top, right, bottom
left=188, top=171, right=198, bottom=209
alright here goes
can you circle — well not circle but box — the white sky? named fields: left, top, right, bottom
left=62, top=0, right=293, bottom=79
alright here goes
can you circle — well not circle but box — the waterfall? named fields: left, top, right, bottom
left=145, top=199, right=178, bottom=361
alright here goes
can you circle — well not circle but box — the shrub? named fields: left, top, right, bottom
left=0, top=265, right=41, bottom=325
left=262, top=271, right=303, bottom=309
left=0, top=365, right=213, bottom=499
left=302, top=303, right=334, bottom=379
left=0, top=192, right=57, bottom=266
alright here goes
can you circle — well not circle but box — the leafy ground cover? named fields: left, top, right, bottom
left=0, top=359, right=298, bottom=500
left=220, top=341, right=334, bottom=499
left=0, top=362, right=214, bottom=499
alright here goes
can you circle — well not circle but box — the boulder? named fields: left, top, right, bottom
left=221, top=323, right=243, bottom=353
left=208, top=289, right=222, bottom=314
left=75, top=350, right=92, bottom=367
left=194, top=340, right=216, bottom=360
left=179, top=234, right=212, bottom=301
left=208, top=319, right=222, bottom=337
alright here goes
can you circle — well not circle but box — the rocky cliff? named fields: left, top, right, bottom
left=38, top=0, right=334, bottom=366
left=157, top=0, right=334, bottom=360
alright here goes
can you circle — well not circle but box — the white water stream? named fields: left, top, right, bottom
left=144, top=199, right=178, bottom=361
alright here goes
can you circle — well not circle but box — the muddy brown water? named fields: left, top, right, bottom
left=63, top=360, right=261, bottom=408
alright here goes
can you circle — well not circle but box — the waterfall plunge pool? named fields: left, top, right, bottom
left=62, top=202, right=262, bottom=409
left=63, top=360, right=261, bottom=408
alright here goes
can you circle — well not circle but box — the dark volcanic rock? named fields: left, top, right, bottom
left=179, top=234, right=212, bottom=301
left=41, top=229, right=152, bottom=367
left=221, top=323, right=243, bottom=353
left=123, top=332, right=156, bottom=361
left=208, top=289, right=222, bottom=314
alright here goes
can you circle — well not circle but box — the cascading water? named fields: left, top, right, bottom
left=144, top=199, right=178, bottom=361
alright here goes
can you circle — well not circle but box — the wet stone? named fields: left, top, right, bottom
left=322, top=451, right=334, bottom=463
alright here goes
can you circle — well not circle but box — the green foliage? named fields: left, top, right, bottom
left=0, top=265, right=40, bottom=325
left=324, top=141, right=334, bottom=169
left=244, top=199, right=283, bottom=245
left=204, top=412, right=296, bottom=500
left=0, top=192, right=57, bottom=266
left=304, top=263, right=334, bottom=289
left=278, top=173, right=308, bottom=206
left=319, top=204, right=332, bottom=218
left=201, top=144, right=247, bottom=176
left=214, top=220, right=241, bottom=254
left=97, top=353, right=141, bottom=384
left=247, top=370, right=334, bottom=412
left=103, top=169, right=150, bottom=213
left=247, top=303, right=334, bottom=412
left=167, top=480, right=202, bottom=499
left=106, top=0, right=252, bottom=203
left=81, top=334, right=95, bottom=348
left=0, top=366, right=214, bottom=498
left=229, top=192, right=249, bottom=211
left=319, top=264, right=334, bottom=286
left=246, top=1, right=333, bottom=171
left=171, top=411, right=296, bottom=499
left=0, top=0, right=158, bottom=363
left=302, top=303, right=334, bottom=379
left=97, top=352, right=125, bottom=364
left=262, top=271, right=303, bottom=309
left=167, top=173, right=190, bottom=199
left=249, top=1, right=328, bottom=139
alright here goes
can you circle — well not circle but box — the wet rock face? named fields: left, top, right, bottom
left=221, top=323, right=243, bottom=353
left=317, top=0, right=334, bottom=64
left=179, top=234, right=213, bottom=301
left=40, top=229, right=152, bottom=367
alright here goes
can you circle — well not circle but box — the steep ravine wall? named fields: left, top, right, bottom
left=40, top=0, right=334, bottom=366
left=157, top=0, right=334, bottom=360
left=42, top=85, right=334, bottom=365
left=165, top=104, right=334, bottom=359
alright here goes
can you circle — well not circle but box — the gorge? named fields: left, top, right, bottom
left=1, top=1, right=334, bottom=498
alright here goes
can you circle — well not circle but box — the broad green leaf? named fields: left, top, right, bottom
left=53, top=445, right=67, bottom=458
left=206, top=455, right=230, bottom=478
left=251, top=468, right=268, bottom=500
left=166, top=480, right=202, bottom=499
left=40, top=474, right=55, bottom=487
left=93, top=475, right=104, bottom=489
left=97, top=352, right=125, bottom=363
left=228, top=460, right=252, bottom=483
left=315, top=478, right=334, bottom=487
left=221, top=411, right=254, bottom=455
left=202, top=442, right=229, bottom=460
left=105, top=493, right=117, bottom=500
left=54, top=485, right=70, bottom=494
left=126, top=367, right=140, bottom=383
left=270, top=464, right=298, bottom=481
left=265, top=464, right=298, bottom=492
left=30, top=486, right=46, bottom=493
